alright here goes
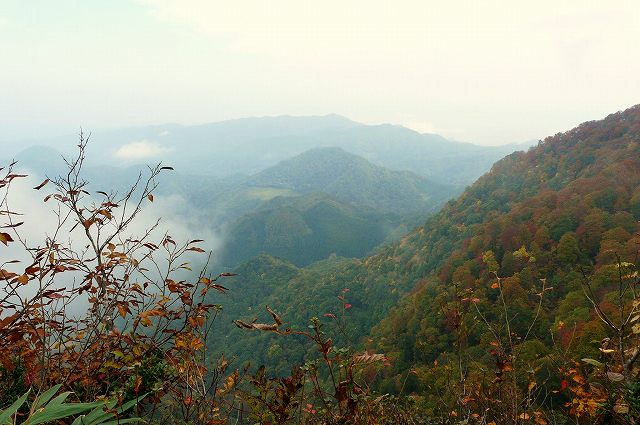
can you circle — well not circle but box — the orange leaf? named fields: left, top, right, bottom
left=572, top=374, right=586, bottom=385
left=117, top=303, right=128, bottom=319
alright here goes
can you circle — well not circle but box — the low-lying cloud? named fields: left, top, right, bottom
left=1, top=169, right=223, bottom=316
left=114, top=140, right=173, bottom=161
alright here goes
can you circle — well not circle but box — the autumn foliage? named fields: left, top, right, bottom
left=2, top=105, right=640, bottom=424
left=0, top=137, right=239, bottom=423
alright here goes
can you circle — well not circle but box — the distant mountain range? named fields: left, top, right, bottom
left=14, top=114, right=533, bottom=186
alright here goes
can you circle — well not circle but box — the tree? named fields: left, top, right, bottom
left=557, top=232, right=581, bottom=265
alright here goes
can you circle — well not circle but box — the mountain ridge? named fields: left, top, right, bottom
left=16, top=114, right=531, bottom=186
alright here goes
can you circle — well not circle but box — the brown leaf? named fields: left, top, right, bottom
left=43, top=291, right=63, bottom=299
left=252, top=323, right=278, bottom=331
left=0, top=269, right=18, bottom=280
left=117, top=303, right=128, bottom=319
left=147, top=193, right=154, bottom=202
left=210, top=284, right=228, bottom=293
left=134, top=375, right=142, bottom=394
left=0, top=232, right=14, bottom=245
left=33, top=179, right=49, bottom=190
left=1, top=222, right=23, bottom=229
left=233, top=319, right=278, bottom=332
left=266, top=305, right=283, bottom=326
left=181, top=291, right=193, bottom=305
left=233, top=319, right=254, bottom=329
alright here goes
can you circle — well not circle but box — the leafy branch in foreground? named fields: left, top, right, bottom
left=233, top=297, right=423, bottom=424
left=0, top=135, right=237, bottom=424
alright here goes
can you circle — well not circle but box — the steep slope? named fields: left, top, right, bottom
left=367, top=105, right=640, bottom=392
left=214, top=105, right=640, bottom=387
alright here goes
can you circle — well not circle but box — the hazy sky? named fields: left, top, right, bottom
left=1, top=1, right=639, bottom=145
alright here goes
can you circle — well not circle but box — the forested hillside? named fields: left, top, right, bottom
left=217, top=105, right=640, bottom=422
left=220, top=194, right=405, bottom=267
left=369, top=104, right=640, bottom=379
left=246, top=147, right=453, bottom=214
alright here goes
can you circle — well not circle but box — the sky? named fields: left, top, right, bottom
left=1, top=0, right=639, bottom=146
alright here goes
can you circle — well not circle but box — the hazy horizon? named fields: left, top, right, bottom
left=1, top=1, right=639, bottom=148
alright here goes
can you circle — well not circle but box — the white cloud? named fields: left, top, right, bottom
left=114, top=140, right=173, bottom=160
